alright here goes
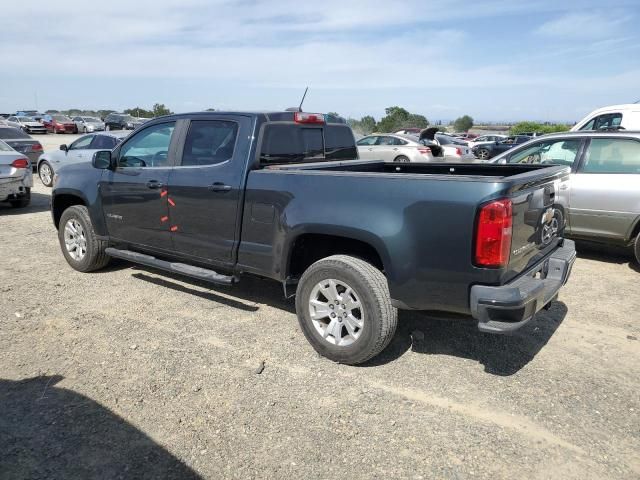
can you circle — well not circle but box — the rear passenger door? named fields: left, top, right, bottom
left=569, top=137, right=640, bottom=241
left=167, top=115, right=253, bottom=265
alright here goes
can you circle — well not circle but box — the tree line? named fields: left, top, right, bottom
left=344, top=107, right=474, bottom=135
left=44, top=103, right=174, bottom=119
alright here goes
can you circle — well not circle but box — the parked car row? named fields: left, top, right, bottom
left=0, top=112, right=150, bottom=135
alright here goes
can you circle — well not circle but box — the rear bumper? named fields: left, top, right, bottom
left=0, top=176, right=30, bottom=201
left=470, top=239, right=576, bottom=334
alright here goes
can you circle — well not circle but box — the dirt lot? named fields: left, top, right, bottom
left=1, top=178, right=639, bottom=479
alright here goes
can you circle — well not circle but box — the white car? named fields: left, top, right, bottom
left=5, top=116, right=47, bottom=134
left=571, top=104, right=640, bottom=132
left=36, top=131, right=129, bottom=187
left=466, top=134, right=507, bottom=149
left=356, top=133, right=443, bottom=162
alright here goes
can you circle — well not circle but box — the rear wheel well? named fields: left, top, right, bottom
left=630, top=217, right=640, bottom=243
left=53, top=194, right=86, bottom=229
left=288, top=234, right=384, bottom=278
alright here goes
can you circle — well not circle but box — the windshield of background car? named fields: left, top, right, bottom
left=53, top=115, right=72, bottom=122
left=17, top=117, right=31, bottom=122
left=0, top=128, right=30, bottom=139
left=84, top=117, right=100, bottom=122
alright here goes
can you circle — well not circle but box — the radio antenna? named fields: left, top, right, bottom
left=298, top=87, right=309, bottom=112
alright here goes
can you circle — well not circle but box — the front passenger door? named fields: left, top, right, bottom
left=100, top=121, right=177, bottom=251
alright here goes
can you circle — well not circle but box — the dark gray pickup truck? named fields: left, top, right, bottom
left=51, top=111, right=576, bottom=364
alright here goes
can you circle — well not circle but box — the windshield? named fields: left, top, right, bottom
left=84, top=117, right=101, bottom=122
left=18, top=117, right=32, bottom=122
left=53, top=115, right=72, bottom=122
left=0, top=127, right=31, bottom=139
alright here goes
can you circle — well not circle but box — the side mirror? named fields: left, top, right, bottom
left=92, top=150, right=114, bottom=170
left=59, top=144, right=68, bottom=151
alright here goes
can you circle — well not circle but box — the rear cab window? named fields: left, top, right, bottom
left=259, top=123, right=357, bottom=165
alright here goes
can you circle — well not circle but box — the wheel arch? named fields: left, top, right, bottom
left=283, top=230, right=390, bottom=281
left=52, top=193, right=87, bottom=230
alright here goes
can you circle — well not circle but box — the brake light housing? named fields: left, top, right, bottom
left=294, top=112, right=325, bottom=124
left=11, top=158, right=30, bottom=169
left=31, top=143, right=43, bottom=151
left=455, top=147, right=463, bottom=156
left=474, top=199, right=512, bottom=268
left=418, top=147, right=432, bottom=155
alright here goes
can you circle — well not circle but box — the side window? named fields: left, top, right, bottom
left=325, top=125, right=358, bottom=160
left=69, top=135, right=94, bottom=150
left=508, top=139, right=580, bottom=166
left=391, top=137, right=408, bottom=145
left=90, top=135, right=117, bottom=150
left=579, top=113, right=623, bottom=131
left=583, top=138, right=640, bottom=174
left=118, top=122, right=175, bottom=168
left=356, top=136, right=377, bottom=146
left=181, top=120, right=238, bottom=166
left=375, top=136, right=394, bottom=146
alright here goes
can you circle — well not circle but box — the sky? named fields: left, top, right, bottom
left=1, top=0, right=639, bottom=123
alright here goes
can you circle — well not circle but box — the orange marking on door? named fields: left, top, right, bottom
left=160, top=190, right=168, bottom=197
left=170, top=225, right=178, bottom=232
left=167, top=198, right=176, bottom=207
left=160, top=216, right=169, bottom=222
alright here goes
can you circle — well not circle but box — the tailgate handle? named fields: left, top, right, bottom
left=146, top=180, right=164, bottom=189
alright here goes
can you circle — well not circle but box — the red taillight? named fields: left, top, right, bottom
left=418, top=147, right=432, bottom=155
left=11, top=158, right=30, bottom=169
left=455, top=147, right=463, bottom=156
left=31, top=143, right=43, bottom=151
left=294, top=112, right=325, bottom=124
left=475, top=199, right=512, bottom=268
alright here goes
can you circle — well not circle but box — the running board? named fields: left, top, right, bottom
left=105, top=248, right=237, bottom=285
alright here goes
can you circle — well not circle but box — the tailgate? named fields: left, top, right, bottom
left=504, top=168, right=570, bottom=280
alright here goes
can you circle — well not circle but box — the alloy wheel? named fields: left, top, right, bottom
left=308, top=279, right=364, bottom=346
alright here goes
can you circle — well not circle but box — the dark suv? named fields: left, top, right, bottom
left=104, top=114, right=141, bottom=131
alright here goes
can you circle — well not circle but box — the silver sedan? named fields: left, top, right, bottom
left=72, top=116, right=106, bottom=133
left=356, top=134, right=442, bottom=162
left=491, top=131, right=640, bottom=264
left=0, top=139, right=33, bottom=208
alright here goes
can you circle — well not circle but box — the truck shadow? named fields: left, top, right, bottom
left=127, top=266, right=567, bottom=375
left=366, top=302, right=568, bottom=376
left=0, top=375, right=200, bottom=480
left=0, top=192, right=51, bottom=215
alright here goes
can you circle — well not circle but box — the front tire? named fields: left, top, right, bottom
left=9, top=188, right=30, bottom=208
left=295, top=255, right=397, bottom=365
left=393, top=155, right=410, bottom=163
left=634, top=233, right=640, bottom=265
left=38, top=161, right=54, bottom=187
left=58, top=205, right=110, bottom=272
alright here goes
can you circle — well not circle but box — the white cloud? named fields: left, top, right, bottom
left=535, top=12, right=630, bottom=39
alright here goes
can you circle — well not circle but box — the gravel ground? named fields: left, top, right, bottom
left=1, top=179, right=639, bottom=479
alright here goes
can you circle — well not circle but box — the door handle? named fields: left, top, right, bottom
left=208, top=182, right=232, bottom=192
left=146, top=180, right=164, bottom=189
left=393, top=148, right=398, bottom=151
left=560, top=185, right=569, bottom=191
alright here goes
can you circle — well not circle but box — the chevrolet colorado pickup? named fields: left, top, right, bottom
left=51, top=111, right=576, bottom=364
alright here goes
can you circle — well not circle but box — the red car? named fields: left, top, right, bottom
left=44, top=115, right=78, bottom=134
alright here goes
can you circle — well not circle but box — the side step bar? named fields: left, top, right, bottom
left=105, top=248, right=237, bottom=285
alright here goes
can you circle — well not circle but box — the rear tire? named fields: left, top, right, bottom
left=58, top=205, right=110, bottom=272
left=393, top=155, right=410, bottom=163
left=295, top=255, right=397, bottom=365
left=634, top=233, right=640, bottom=265
left=9, top=188, right=30, bottom=208
left=476, top=148, right=490, bottom=160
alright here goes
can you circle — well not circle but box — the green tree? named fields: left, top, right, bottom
left=453, top=115, right=474, bottom=132
left=45, top=109, right=59, bottom=114
left=152, top=103, right=172, bottom=117
left=124, top=107, right=153, bottom=118
left=510, top=121, right=570, bottom=135
left=377, top=106, right=410, bottom=132
left=205, top=108, right=216, bottom=112
left=359, top=115, right=377, bottom=134
left=404, top=113, right=429, bottom=129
